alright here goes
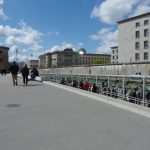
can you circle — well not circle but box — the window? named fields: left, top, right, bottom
left=135, top=31, right=140, bottom=38
left=0, top=50, right=2, bottom=54
left=116, top=49, right=118, bottom=53
left=135, top=22, right=140, bottom=27
left=144, top=52, right=148, bottom=60
left=135, top=53, right=140, bottom=61
left=144, top=41, right=149, bottom=49
left=112, top=50, right=114, bottom=54
left=144, top=29, right=149, bottom=37
left=116, top=55, right=118, bottom=59
left=144, top=20, right=149, bottom=26
left=135, top=42, right=140, bottom=50
left=113, top=56, right=114, bottom=59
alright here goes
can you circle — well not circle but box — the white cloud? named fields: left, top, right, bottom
left=0, top=0, right=9, bottom=20
left=0, top=0, right=3, bottom=5
left=90, top=28, right=118, bottom=54
left=0, top=21, right=42, bottom=50
left=90, top=0, right=150, bottom=54
left=47, top=31, right=60, bottom=36
left=49, top=42, right=76, bottom=52
left=91, top=0, right=141, bottom=24
left=130, top=3, right=150, bottom=17
left=9, top=53, right=28, bottom=62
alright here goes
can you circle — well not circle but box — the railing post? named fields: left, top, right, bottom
left=122, top=76, right=125, bottom=100
left=108, top=76, right=110, bottom=87
left=96, top=75, right=98, bottom=85
left=143, top=77, right=145, bottom=106
left=78, top=75, right=79, bottom=88
left=86, top=75, right=87, bottom=81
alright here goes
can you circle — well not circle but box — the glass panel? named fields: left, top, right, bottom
left=145, top=77, right=150, bottom=107
left=97, top=76, right=108, bottom=94
left=109, top=76, right=123, bottom=99
left=124, top=77, right=143, bottom=104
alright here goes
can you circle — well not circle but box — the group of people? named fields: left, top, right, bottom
left=60, top=78, right=98, bottom=93
left=9, top=61, right=39, bottom=86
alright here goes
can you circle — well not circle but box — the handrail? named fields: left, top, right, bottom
left=39, top=73, right=150, bottom=108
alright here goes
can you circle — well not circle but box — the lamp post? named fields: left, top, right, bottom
left=15, top=48, right=19, bottom=62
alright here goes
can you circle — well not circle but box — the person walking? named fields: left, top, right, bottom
left=21, top=64, right=29, bottom=85
left=9, top=61, right=19, bottom=86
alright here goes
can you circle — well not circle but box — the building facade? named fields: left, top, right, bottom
left=0, top=46, right=9, bottom=71
left=39, top=52, right=52, bottom=69
left=111, top=46, right=118, bottom=63
left=118, top=12, right=150, bottom=63
left=26, top=59, right=39, bottom=69
left=39, top=48, right=111, bottom=68
left=79, top=53, right=111, bottom=64
left=51, top=48, right=79, bottom=67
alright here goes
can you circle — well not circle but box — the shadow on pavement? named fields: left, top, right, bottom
left=18, top=84, right=43, bottom=87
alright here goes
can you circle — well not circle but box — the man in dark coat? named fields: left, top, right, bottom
left=9, top=61, right=19, bottom=86
left=21, top=64, right=29, bottom=85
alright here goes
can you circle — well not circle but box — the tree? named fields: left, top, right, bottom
left=93, top=60, right=104, bottom=64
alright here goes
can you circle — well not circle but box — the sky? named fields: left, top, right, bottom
left=0, top=0, right=150, bottom=61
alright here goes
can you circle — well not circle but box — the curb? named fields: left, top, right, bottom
left=43, top=81, right=150, bottom=118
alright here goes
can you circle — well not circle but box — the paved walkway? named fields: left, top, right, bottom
left=0, top=75, right=150, bottom=150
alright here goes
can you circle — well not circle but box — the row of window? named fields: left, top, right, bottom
left=112, top=49, right=118, bottom=54
left=135, top=41, right=149, bottom=49
left=112, top=55, right=118, bottom=60
left=80, top=57, right=110, bottom=60
left=135, top=52, right=149, bottom=61
left=80, top=60, right=110, bottom=63
left=136, top=20, right=149, bottom=27
left=135, top=29, right=149, bottom=38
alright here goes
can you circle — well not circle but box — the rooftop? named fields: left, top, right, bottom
left=117, top=12, right=150, bottom=24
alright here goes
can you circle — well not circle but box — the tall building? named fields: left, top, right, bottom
left=111, top=46, right=118, bottom=63
left=118, top=12, right=150, bottom=63
left=0, top=46, right=9, bottom=71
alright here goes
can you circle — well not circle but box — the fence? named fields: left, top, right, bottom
left=40, top=73, right=150, bottom=108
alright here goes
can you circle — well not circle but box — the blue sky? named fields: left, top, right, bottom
left=0, top=0, right=150, bottom=61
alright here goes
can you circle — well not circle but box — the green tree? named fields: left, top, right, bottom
left=93, top=60, right=104, bottom=64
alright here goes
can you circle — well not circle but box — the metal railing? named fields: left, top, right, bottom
left=40, top=73, right=150, bottom=108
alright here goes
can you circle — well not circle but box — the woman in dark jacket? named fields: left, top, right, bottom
left=21, top=64, right=29, bottom=85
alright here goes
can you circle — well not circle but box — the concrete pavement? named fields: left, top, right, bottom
left=0, top=75, right=150, bottom=150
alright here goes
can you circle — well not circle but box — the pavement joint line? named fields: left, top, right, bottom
left=43, top=81, right=150, bottom=118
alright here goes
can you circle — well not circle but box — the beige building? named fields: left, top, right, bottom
left=39, top=49, right=79, bottom=68
left=39, top=48, right=111, bottom=68
left=51, top=48, right=79, bottom=67
left=0, top=46, right=9, bottom=71
left=39, top=52, right=51, bottom=69
left=118, top=12, right=150, bottom=63
left=78, top=48, right=111, bottom=64
left=79, top=53, right=111, bottom=64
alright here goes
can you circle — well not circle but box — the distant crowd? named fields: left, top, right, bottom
left=59, top=77, right=150, bottom=107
